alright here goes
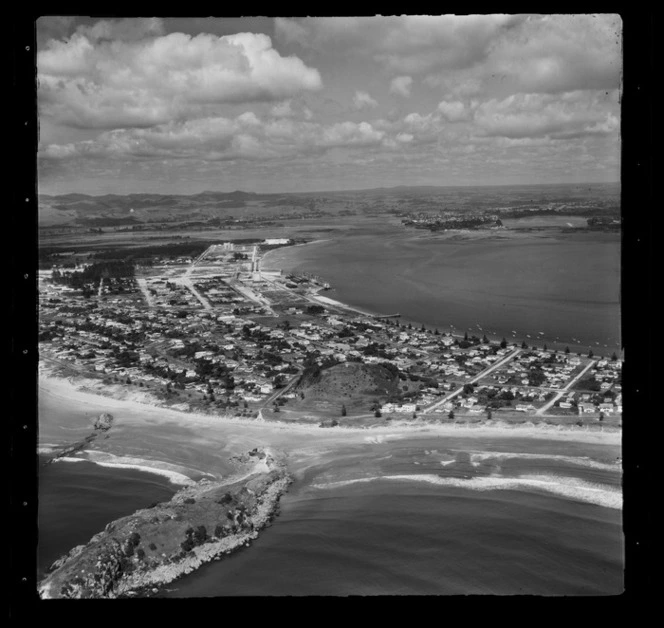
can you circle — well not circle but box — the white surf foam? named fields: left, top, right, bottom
left=467, top=451, right=620, bottom=472
left=312, top=473, right=622, bottom=510
left=79, top=451, right=196, bottom=486
left=51, top=456, right=87, bottom=463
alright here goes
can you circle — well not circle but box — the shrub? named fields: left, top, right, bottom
left=148, top=542, right=157, bottom=551
left=216, top=492, right=233, bottom=505
left=193, top=526, right=208, bottom=545
left=183, top=497, right=196, bottom=504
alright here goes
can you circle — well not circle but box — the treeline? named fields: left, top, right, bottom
left=51, top=261, right=135, bottom=289
left=500, top=206, right=620, bottom=219
left=93, top=242, right=217, bottom=261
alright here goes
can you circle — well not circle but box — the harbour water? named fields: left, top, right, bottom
left=263, top=228, right=621, bottom=353
left=37, top=221, right=623, bottom=596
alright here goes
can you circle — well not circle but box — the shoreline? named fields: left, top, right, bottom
left=39, top=450, right=291, bottom=599
left=39, top=370, right=621, bottom=448
left=260, top=235, right=621, bottom=355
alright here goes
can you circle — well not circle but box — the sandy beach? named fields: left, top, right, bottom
left=39, top=370, right=621, bottom=484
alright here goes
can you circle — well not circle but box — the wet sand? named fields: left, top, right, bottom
left=39, top=372, right=621, bottom=484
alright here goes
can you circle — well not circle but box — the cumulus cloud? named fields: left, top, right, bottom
left=38, top=22, right=322, bottom=129
left=353, top=90, right=379, bottom=110
left=270, top=100, right=295, bottom=118
left=437, top=100, right=471, bottom=122
left=473, top=91, right=620, bottom=139
left=276, top=15, right=521, bottom=74
left=488, top=14, right=622, bottom=94
left=389, top=76, right=413, bottom=98
left=39, top=114, right=389, bottom=162
left=76, top=17, right=165, bottom=42
left=423, top=14, right=622, bottom=97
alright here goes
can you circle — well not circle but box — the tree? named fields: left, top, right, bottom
left=482, top=334, right=489, bottom=344
left=611, top=352, right=618, bottom=361
left=375, top=409, right=382, bottom=418
left=543, top=344, right=548, bottom=351
left=599, top=412, right=605, bottom=421
left=448, top=410, right=455, bottom=420
left=521, top=341, right=528, bottom=349
left=500, top=337, right=507, bottom=349
left=588, top=350, right=594, bottom=358
left=565, top=346, right=570, bottom=354
left=434, top=328, right=440, bottom=335
left=464, top=331, right=469, bottom=341
left=487, top=408, right=493, bottom=420
left=341, top=404, right=347, bottom=417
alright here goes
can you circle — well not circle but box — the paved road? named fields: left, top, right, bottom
left=135, top=277, right=154, bottom=307
left=262, top=369, right=303, bottom=408
left=422, top=348, right=522, bottom=414
left=535, top=359, right=596, bottom=415
left=177, top=276, right=213, bottom=311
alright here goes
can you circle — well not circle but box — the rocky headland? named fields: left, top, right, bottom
left=38, top=448, right=290, bottom=599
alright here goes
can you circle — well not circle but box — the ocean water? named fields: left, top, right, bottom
left=38, top=456, right=176, bottom=579
left=37, top=395, right=623, bottom=597
left=37, top=213, right=623, bottom=595
left=263, top=229, right=621, bottom=353
left=158, top=437, right=623, bottom=597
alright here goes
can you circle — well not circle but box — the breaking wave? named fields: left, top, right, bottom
left=311, top=473, right=622, bottom=510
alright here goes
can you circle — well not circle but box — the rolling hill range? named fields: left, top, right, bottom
left=38, top=182, right=620, bottom=229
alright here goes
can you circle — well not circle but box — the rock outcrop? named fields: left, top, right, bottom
left=38, top=449, right=290, bottom=598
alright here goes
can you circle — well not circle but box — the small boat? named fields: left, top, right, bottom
left=538, top=331, right=544, bottom=335
left=526, top=334, right=531, bottom=338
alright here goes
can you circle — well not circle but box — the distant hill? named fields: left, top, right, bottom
left=38, top=182, right=620, bottom=229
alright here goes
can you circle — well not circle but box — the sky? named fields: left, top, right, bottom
left=36, top=15, right=622, bottom=195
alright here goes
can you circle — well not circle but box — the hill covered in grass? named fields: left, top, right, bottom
left=291, top=362, right=402, bottom=416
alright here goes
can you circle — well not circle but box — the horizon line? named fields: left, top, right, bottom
left=39, top=180, right=621, bottom=198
